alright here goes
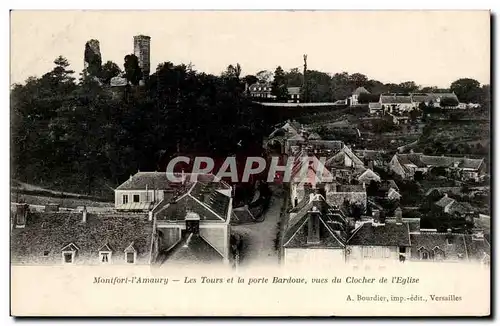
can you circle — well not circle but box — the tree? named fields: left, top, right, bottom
left=349, top=73, right=368, bottom=88
left=440, top=96, right=459, bottom=108
left=256, top=70, right=273, bottom=84
left=242, top=74, right=258, bottom=86
left=450, top=78, right=481, bottom=103
left=222, top=63, right=241, bottom=79
left=271, top=66, right=288, bottom=101
left=284, top=68, right=303, bottom=87
left=124, top=54, right=142, bottom=86
left=397, top=81, right=419, bottom=93
left=100, top=61, right=122, bottom=85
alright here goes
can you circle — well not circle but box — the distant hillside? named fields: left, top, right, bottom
left=415, top=119, right=490, bottom=156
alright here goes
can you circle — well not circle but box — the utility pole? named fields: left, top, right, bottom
left=302, top=54, right=308, bottom=103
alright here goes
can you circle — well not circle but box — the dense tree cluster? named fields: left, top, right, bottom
left=11, top=57, right=271, bottom=195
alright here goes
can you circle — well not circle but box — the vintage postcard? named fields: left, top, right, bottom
left=10, top=10, right=491, bottom=317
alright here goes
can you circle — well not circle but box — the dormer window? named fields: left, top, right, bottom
left=418, top=247, right=429, bottom=260
left=61, top=243, right=79, bottom=264
left=124, top=242, right=137, bottom=264
left=98, top=243, right=113, bottom=264
left=43, top=250, right=50, bottom=257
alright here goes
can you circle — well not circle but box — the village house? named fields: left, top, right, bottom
left=410, top=92, right=460, bottom=109
left=409, top=229, right=490, bottom=264
left=434, top=194, right=475, bottom=220
left=11, top=204, right=154, bottom=265
left=283, top=193, right=350, bottom=267
left=380, top=94, right=414, bottom=113
left=248, top=82, right=275, bottom=99
left=389, top=153, right=486, bottom=181
left=357, top=168, right=381, bottom=185
left=152, top=177, right=233, bottom=266
left=287, top=87, right=301, bottom=103
left=346, top=210, right=411, bottom=265
left=368, top=102, right=383, bottom=115
left=349, top=86, right=370, bottom=106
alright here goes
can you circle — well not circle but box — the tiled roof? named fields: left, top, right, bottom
left=464, top=235, right=490, bottom=262
left=353, top=87, right=370, bottom=95
left=420, top=156, right=484, bottom=169
left=380, top=95, right=412, bottom=104
left=348, top=222, right=411, bottom=247
left=287, top=87, right=301, bottom=95
left=288, top=140, right=344, bottom=151
left=409, top=233, right=468, bottom=261
left=284, top=195, right=348, bottom=249
left=11, top=212, right=153, bottom=264
left=162, top=233, right=223, bottom=264
left=155, top=190, right=229, bottom=222
left=396, top=154, right=427, bottom=168
left=435, top=196, right=455, bottom=208
left=337, top=184, right=365, bottom=193
left=116, top=172, right=211, bottom=191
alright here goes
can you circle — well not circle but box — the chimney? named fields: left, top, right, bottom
left=472, top=229, right=484, bottom=241
left=446, top=228, right=453, bottom=245
left=443, top=193, right=448, bottom=198
left=15, top=203, right=29, bottom=228
left=372, top=209, right=380, bottom=224
left=181, top=169, right=186, bottom=184
left=395, top=207, right=403, bottom=225
left=307, top=206, right=321, bottom=244
left=185, top=211, right=200, bottom=235
left=82, top=205, right=87, bottom=223
left=129, top=174, right=133, bottom=182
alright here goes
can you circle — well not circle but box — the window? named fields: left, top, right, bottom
left=133, top=195, right=140, bottom=203
left=43, top=250, right=50, bottom=257
left=100, top=252, right=111, bottom=263
left=63, top=252, right=74, bottom=264
left=126, top=252, right=135, bottom=264
left=123, top=195, right=128, bottom=204
left=421, top=252, right=429, bottom=260
left=399, top=247, right=406, bottom=254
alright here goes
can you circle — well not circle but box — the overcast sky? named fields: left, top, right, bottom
left=11, top=10, right=490, bottom=87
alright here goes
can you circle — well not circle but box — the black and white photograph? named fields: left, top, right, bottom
left=8, top=10, right=492, bottom=317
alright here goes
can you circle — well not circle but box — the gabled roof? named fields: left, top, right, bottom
left=369, top=102, right=382, bottom=109
left=98, top=243, right=113, bottom=252
left=153, top=176, right=231, bottom=222
left=352, top=87, right=370, bottom=95
left=380, top=94, right=412, bottom=104
left=357, top=169, right=381, bottom=182
left=435, top=195, right=455, bottom=208
left=162, top=233, right=223, bottom=264
left=124, top=242, right=137, bottom=253
left=116, top=171, right=199, bottom=191
left=348, top=222, right=411, bottom=247
left=11, top=213, right=153, bottom=263
left=61, top=243, right=79, bottom=252
left=284, top=195, right=348, bottom=249
left=287, top=87, right=301, bottom=95
left=420, top=156, right=484, bottom=170
left=409, top=232, right=468, bottom=261
left=394, top=153, right=426, bottom=168
left=325, top=146, right=364, bottom=167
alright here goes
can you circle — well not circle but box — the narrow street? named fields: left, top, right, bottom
left=231, top=186, right=285, bottom=268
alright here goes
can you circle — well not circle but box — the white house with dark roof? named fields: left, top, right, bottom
left=152, top=178, right=233, bottom=266
left=287, top=86, right=301, bottom=103
left=389, top=153, right=486, bottom=181
left=380, top=94, right=414, bottom=113
left=283, top=193, right=349, bottom=267
left=346, top=211, right=411, bottom=265
left=10, top=207, right=154, bottom=265
left=350, top=87, right=370, bottom=106
left=409, top=229, right=490, bottom=264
